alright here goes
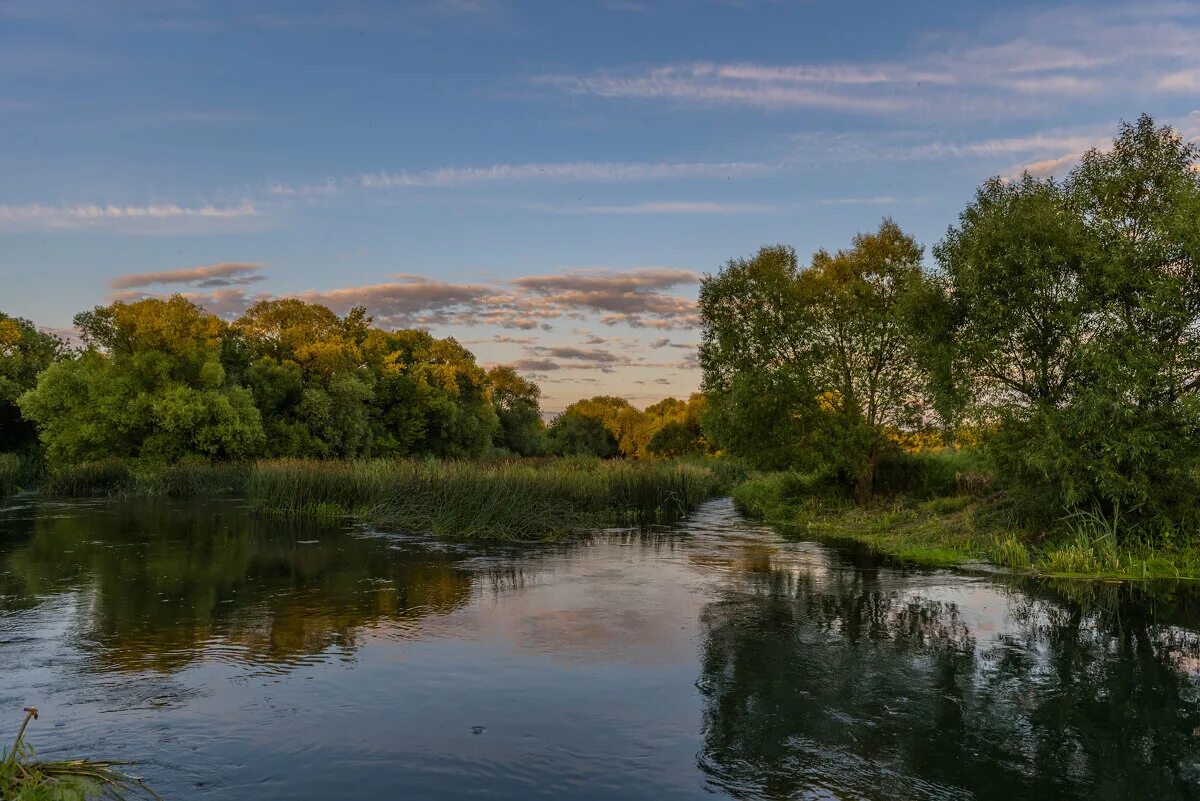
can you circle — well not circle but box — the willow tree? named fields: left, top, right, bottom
left=929, top=115, right=1200, bottom=532
left=700, top=220, right=929, bottom=494
left=487, top=365, right=547, bottom=456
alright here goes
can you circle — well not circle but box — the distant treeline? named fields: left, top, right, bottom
left=701, top=115, right=1200, bottom=541
left=0, top=298, right=707, bottom=467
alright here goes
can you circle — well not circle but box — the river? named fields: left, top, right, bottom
left=1, top=495, right=1198, bottom=799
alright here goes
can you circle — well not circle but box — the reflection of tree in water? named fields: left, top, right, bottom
left=697, top=561, right=1200, bottom=800
left=0, top=499, right=475, bottom=672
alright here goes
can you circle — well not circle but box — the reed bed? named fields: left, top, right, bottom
left=40, top=459, right=249, bottom=498
left=246, top=457, right=726, bottom=539
left=0, top=452, right=23, bottom=496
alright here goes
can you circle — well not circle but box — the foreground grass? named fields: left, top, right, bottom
left=1, top=708, right=159, bottom=800
left=248, top=457, right=733, bottom=539
left=733, top=471, right=1200, bottom=580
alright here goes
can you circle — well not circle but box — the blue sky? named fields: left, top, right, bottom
left=2, top=0, right=1198, bottom=410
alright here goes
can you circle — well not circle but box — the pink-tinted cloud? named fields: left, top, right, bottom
left=110, top=261, right=265, bottom=289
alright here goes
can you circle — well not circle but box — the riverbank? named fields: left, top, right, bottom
left=3, top=456, right=740, bottom=540
left=732, top=471, right=1200, bottom=580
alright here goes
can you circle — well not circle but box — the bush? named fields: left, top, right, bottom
left=731, top=469, right=845, bottom=519
left=873, top=448, right=990, bottom=498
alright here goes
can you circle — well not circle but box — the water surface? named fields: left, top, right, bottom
left=1, top=496, right=1198, bottom=799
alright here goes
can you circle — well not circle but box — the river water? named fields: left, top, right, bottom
left=1, top=495, right=1198, bottom=800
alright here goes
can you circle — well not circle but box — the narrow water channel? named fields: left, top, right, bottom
left=1, top=496, right=1197, bottom=799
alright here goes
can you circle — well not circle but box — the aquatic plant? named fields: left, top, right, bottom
left=0, top=708, right=159, bottom=800
left=39, top=458, right=249, bottom=498
left=40, top=458, right=135, bottom=497
left=246, top=457, right=726, bottom=539
left=0, top=453, right=23, bottom=496
left=990, top=535, right=1031, bottom=569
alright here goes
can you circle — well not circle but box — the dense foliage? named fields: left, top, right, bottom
left=13, top=297, right=508, bottom=464
left=927, top=115, right=1200, bottom=533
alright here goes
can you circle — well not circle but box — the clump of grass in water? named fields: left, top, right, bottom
left=990, top=535, right=1031, bottom=569
left=1, top=707, right=160, bottom=800
left=247, top=457, right=725, bottom=540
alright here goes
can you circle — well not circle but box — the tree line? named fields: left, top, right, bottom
left=700, top=115, right=1200, bottom=539
left=0, top=297, right=707, bottom=465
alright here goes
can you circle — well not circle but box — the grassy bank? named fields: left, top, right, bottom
left=733, top=470, right=1200, bottom=580
left=247, top=457, right=733, bottom=539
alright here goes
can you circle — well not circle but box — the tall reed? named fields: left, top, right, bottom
left=0, top=452, right=22, bottom=496
left=246, top=457, right=726, bottom=539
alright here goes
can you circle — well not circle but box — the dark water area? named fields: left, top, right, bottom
left=1, top=496, right=1198, bottom=800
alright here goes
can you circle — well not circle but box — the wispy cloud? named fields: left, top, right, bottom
left=110, top=262, right=266, bottom=290
left=787, top=125, right=1126, bottom=180
left=538, top=3, right=1200, bottom=118
left=540, top=64, right=912, bottom=112
left=268, top=159, right=772, bottom=198
left=0, top=201, right=257, bottom=232
left=555, top=200, right=778, bottom=215
left=1158, top=69, right=1200, bottom=93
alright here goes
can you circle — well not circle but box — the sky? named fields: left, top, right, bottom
left=1, top=0, right=1198, bottom=411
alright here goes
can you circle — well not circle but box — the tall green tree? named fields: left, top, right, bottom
left=929, top=115, right=1200, bottom=532
left=235, top=299, right=375, bottom=458
left=645, top=394, right=709, bottom=458
left=701, top=221, right=929, bottom=493
left=19, top=297, right=264, bottom=463
left=487, top=366, right=547, bottom=456
left=0, top=312, right=69, bottom=452
left=363, top=331, right=496, bottom=458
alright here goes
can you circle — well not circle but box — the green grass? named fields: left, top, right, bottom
left=0, top=453, right=22, bottom=496
left=732, top=469, right=1200, bottom=580
left=246, top=457, right=728, bottom=540
left=0, top=452, right=42, bottom=496
left=39, top=459, right=248, bottom=498
left=1, top=708, right=159, bottom=800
